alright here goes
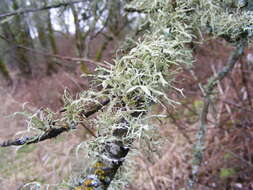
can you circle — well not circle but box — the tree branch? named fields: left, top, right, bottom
left=124, top=7, right=147, bottom=13
left=73, top=116, right=140, bottom=190
left=73, top=100, right=146, bottom=190
left=0, top=0, right=84, bottom=20
left=0, top=34, right=110, bottom=69
left=189, top=40, right=247, bottom=188
left=74, top=130, right=130, bottom=190
left=0, top=99, right=110, bottom=147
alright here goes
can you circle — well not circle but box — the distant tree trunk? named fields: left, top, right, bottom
left=71, top=4, right=86, bottom=57
left=70, top=4, right=91, bottom=73
left=46, top=9, right=58, bottom=55
left=1, top=22, right=17, bottom=65
left=31, top=0, right=57, bottom=75
left=95, top=36, right=113, bottom=61
left=108, top=0, right=125, bottom=37
left=43, top=0, right=58, bottom=75
left=0, top=0, right=31, bottom=77
left=12, top=0, right=32, bottom=77
left=0, top=57, right=12, bottom=85
left=94, top=0, right=127, bottom=61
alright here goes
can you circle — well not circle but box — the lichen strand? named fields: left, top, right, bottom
left=74, top=159, right=124, bottom=190
left=72, top=1, right=253, bottom=189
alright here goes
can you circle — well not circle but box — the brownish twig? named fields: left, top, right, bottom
left=80, top=122, right=97, bottom=138
left=219, top=98, right=253, bottom=113
left=240, top=59, right=252, bottom=108
left=189, top=40, right=247, bottom=188
left=0, top=34, right=110, bottom=69
left=228, top=74, right=243, bottom=102
left=223, top=148, right=253, bottom=169
left=0, top=99, right=110, bottom=147
left=142, top=156, right=159, bottom=190
left=124, top=7, right=148, bottom=13
left=211, top=64, right=235, bottom=126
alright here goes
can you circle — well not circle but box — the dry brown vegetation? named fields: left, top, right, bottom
left=0, top=35, right=118, bottom=189
left=0, top=39, right=253, bottom=190
left=126, top=40, right=253, bottom=190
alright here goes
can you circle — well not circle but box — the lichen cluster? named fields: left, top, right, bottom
left=19, top=0, right=252, bottom=189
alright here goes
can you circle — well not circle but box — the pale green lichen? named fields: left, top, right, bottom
left=17, top=0, right=253, bottom=189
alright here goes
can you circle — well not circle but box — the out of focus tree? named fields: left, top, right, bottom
left=0, top=56, right=12, bottom=85
left=0, top=0, right=137, bottom=80
left=30, top=0, right=58, bottom=75
left=11, top=0, right=32, bottom=76
left=0, top=0, right=32, bottom=78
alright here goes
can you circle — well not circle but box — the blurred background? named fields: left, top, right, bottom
left=0, top=0, right=253, bottom=189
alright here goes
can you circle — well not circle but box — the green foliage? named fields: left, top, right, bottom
left=220, top=168, right=236, bottom=178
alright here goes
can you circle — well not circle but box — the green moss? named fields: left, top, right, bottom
left=193, top=100, right=204, bottom=112
left=16, top=144, right=37, bottom=155
left=220, top=168, right=236, bottom=178
left=223, top=153, right=233, bottom=160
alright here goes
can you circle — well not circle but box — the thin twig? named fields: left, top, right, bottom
left=80, top=122, right=97, bottom=138
left=219, top=98, right=253, bottom=113
left=180, top=101, right=215, bottom=125
left=189, top=40, right=246, bottom=189
left=0, top=34, right=110, bottom=69
left=143, top=159, right=159, bottom=190
left=124, top=7, right=148, bottom=13
left=0, top=99, right=110, bottom=147
left=240, top=58, right=252, bottom=107
left=211, top=64, right=235, bottom=126
left=0, top=0, right=84, bottom=19
left=224, top=149, right=253, bottom=169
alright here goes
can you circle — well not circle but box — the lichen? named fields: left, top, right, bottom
left=17, top=1, right=252, bottom=189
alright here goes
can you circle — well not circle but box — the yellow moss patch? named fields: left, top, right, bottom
left=95, top=169, right=105, bottom=180
left=83, top=179, right=94, bottom=186
left=75, top=186, right=93, bottom=190
left=93, top=161, right=105, bottom=169
left=75, top=179, right=96, bottom=190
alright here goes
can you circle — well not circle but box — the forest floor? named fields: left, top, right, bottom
left=0, top=40, right=253, bottom=190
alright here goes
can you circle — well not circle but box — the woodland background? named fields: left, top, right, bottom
left=0, top=0, right=253, bottom=189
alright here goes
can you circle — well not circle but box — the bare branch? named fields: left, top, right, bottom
left=124, top=7, right=147, bottom=13
left=0, top=0, right=84, bottom=20
left=74, top=103, right=145, bottom=189
left=74, top=130, right=130, bottom=190
left=0, top=34, right=110, bottom=69
left=73, top=117, right=136, bottom=190
left=189, top=40, right=247, bottom=188
left=0, top=99, right=110, bottom=147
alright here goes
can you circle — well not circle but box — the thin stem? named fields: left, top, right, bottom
left=0, top=34, right=110, bottom=69
left=0, top=99, right=110, bottom=147
left=189, top=40, right=246, bottom=189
